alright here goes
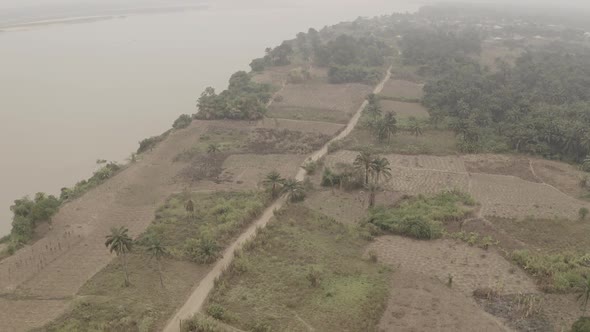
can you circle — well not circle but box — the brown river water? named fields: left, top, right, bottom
left=0, top=0, right=422, bottom=235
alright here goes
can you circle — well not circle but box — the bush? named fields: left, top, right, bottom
left=173, top=114, right=193, bottom=129
left=206, top=304, right=225, bottom=320
left=580, top=208, right=589, bottom=221
left=183, top=236, right=220, bottom=264
left=367, top=191, right=474, bottom=239
left=572, top=317, right=590, bottom=332
left=9, top=193, right=61, bottom=244
left=181, top=314, right=224, bottom=332
left=137, top=131, right=169, bottom=154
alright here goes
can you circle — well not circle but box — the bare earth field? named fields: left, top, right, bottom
left=269, top=82, right=373, bottom=124
left=256, top=117, right=344, bottom=136
left=219, top=154, right=307, bottom=189
left=370, top=236, right=536, bottom=331
left=381, top=100, right=429, bottom=119
left=379, top=79, right=424, bottom=99
left=325, top=151, right=590, bottom=219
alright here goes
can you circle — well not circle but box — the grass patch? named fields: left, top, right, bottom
left=367, top=191, right=476, bottom=239
left=141, top=191, right=270, bottom=262
left=511, top=250, right=590, bottom=293
left=174, top=127, right=249, bottom=162
left=332, top=127, right=458, bottom=155
left=206, top=205, right=390, bottom=331
left=267, top=106, right=350, bottom=124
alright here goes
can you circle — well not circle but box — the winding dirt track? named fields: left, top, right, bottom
left=162, top=67, right=392, bottom=332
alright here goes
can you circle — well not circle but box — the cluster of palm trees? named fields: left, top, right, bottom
left=353, top=150, right=392, bottom=208
left=365, top=94, right=398, bottom=143
left=105, top=226, right=168, bottom=287
left=262, top=171, right=305, bottom=202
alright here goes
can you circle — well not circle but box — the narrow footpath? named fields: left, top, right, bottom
left=162, top=66, right=392, bottom=332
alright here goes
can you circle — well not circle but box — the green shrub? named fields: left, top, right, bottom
left=181, top=314, right=224, bottom=332
left=572, top=317, right=590, bottom=332
left=137, top=131, right=170, bottom=154
left=206, top=304, right=225, bottom=320
left=9, top=193, right=61, bottom=244
left=511, top=250, right=590, bottom=292
left=183, top=236, right=220, bottom=264
left=173, top=114, right=193, bottom=129
left=580, top=208, right=589, bottom=221
left=367, top=191, right=474, bottom=240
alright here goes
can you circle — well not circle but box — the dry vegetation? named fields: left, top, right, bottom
left=381, top=100, right=429, bottom=119
left=268, top=82, right=372, bottom=124
left=205, top=205, right=390, bottom=332
left=379, top=78, right=424, bottom=100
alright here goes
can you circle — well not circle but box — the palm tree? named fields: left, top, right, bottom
left=408, top=117, right=423, bottom=139
left=207, top=143, right=221, bottom=154
left=365, top=93, right=382, bottom=118
left=146, top=238, right=168, bottom=288
left=282, top=179, right=305, bottom=203
left=578, top=277, right=590, bottom=314
left=262, top=171, right=285, bottom=198
left=354, top=150, right=373, bottom=186
left=381, top=112, right=397, bottom=142
left=105, top=226, right=133, bottom=286
left=370, top=157, right=392, bottom=184
left=185, top=199, right=195, bottom=217
left=366, top=182, right=380, bottom=208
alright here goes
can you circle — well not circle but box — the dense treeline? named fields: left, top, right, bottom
left=422, top=49, right=590, bottom=160
left=9, top=194, right=60, bottom=246
left=195, top=71, right=274, bottom=120
left=400, top=28, right=481, bottom=77
left=249, top=42, right=295, bottom=72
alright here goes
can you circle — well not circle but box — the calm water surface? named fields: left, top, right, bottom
left=0, top=0, right=422, bottom=235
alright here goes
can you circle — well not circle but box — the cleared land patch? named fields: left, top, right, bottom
left=256, top=117, right=344, bottom=136
left=379, top=271, right=509, bottom=332
left=463, top=154, right=540, bottom=183
left=470, top=173, right=590, bottom=220
left=219, top=154, right=306, bottom=189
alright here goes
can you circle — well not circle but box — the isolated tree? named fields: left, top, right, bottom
left=262, top=171, right=285, bottom=198
left=370, top=157, right=392, bottom=184
left=146, top=238, right=168, bottom=288
left=207, top=143, right=221, bottom=154
left=408, top=117, right=424, bottom=139
left=105, top=226, right=133, bottom=286
left=354, top=150, right=374, bottom=185
left=185, top=199, right=195, bottom=217
left=282, top=179, right=305, bottom=203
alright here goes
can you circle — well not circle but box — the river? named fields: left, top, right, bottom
left=0, top=0, right=423, bottom=236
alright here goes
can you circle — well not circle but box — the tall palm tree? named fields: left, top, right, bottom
left=408, top=117, right=423, bottom=139
left=370, top=157, right=392, bottom=184
left=354, top=150, right=373, bottom=186
left=146, top=238, right=168, bottom=288
left=381, top=112, right=398, bottom=142
left=282, top=179, right=305, bottom=203
left=207, top=143, right=221, bottom=154
left=105, top=226, right=133, bottom=286
left=262, top=171, right=285, bottom=198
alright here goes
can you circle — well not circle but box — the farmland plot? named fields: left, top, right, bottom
left=379, top=79, right=424, bottom=99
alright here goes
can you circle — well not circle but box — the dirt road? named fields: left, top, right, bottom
left=162, top=67, right=392, bottom=332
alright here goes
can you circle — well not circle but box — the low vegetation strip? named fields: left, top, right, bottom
left=41, top=191, right=270, bottom=332
left=204, top=205, right=390, bottom=332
